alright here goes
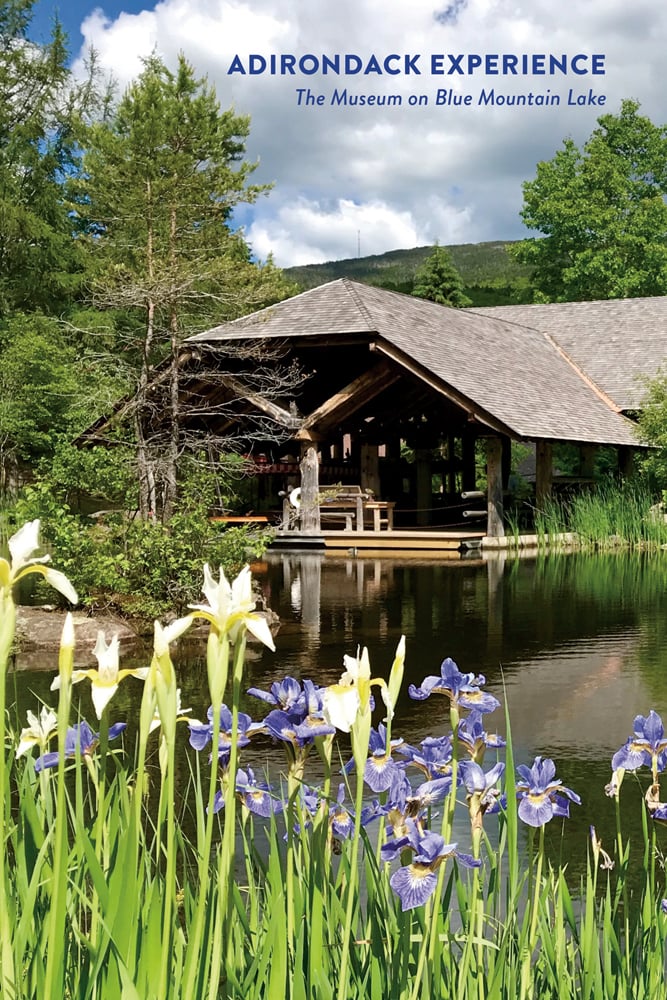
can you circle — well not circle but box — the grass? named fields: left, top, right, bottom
left=532, top=480, right=667, bottom=551
left=2, top=530, right=667, bottom=998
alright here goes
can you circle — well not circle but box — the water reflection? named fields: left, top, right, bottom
left=10, top=549, right=667, bottom=873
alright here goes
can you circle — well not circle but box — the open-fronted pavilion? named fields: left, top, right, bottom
left=174, top=278, right=654, bottom=545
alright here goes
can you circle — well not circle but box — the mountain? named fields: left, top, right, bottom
left=284, top=239, right=534, bottom=306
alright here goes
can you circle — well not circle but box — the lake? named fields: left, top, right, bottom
left=10, top=548, right=667, bottom=868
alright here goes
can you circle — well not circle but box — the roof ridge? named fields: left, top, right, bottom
left=341, top=278, right=380, bottom=329
left=540, top=329, right=623, bottom=414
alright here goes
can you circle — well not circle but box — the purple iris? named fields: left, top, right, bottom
left=458, top=711, right=506, bottom=762
left=384, top=769, right=452, bottom=840
left=515, top=757, right=580, bottom=828
left=330, top=784, right=355, bottom=839
left=188, top=705, right=263, bottom=763
left=362, top=724, right=404, bottom=793
left=459, top=760, right=506, bottom=817
left=408, top=658, right=500, bottom=714
left=611, top=711, right=667, bottom=777
left=264, top=681, right=335, bottom=749
left=382, top=819, right=480, bottom=911
left=34, top=720, right=126, bottom=772
left=212, top=767, right=281, bottom=817
left=398, top=735, right=453, bottom=781
left=247, top=676, right=305, bottom=713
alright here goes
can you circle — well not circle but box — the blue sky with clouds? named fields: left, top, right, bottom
left=25, top=0, right=667, bottom=267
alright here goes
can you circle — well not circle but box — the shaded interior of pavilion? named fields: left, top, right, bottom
left=173, top=340, right=637, bottom=541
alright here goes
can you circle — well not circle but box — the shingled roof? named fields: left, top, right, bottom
left=190, top=279, right=645, bottom=447
left=474, top=297, right=667, bottom=412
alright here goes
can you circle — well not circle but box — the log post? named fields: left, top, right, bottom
left=536, top=441, right=553, bottom=505
left=462, top=429, right=477, bottom=492
left=502, top=435, right=512, bottom=490
left=580, top=444, right=597, bottom=478
left=299, top=445, right=321, bottom=535
left=486, top=437, right=505, bottom=538
left=415, top=449, right=432, bottom=527
left=360, top=442, right=381, bottom=497
left=618, top=446, right=635, bottom=479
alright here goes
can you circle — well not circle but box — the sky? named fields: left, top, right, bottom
left=26, top=0, right=667, bottom=268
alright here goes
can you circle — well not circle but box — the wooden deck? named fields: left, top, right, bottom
left=271, top=528, right=484, bottom=552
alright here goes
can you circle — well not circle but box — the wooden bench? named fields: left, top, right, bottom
left=210, top=515, right=269, bottom=525
left=364, top=500, right=396, bottom=531
left=319, top=486, right=395, bottom=532
left=319, top=485, right=367, bottom=532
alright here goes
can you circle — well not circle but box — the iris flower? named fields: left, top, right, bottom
left=398, top=735, right=453, bottom=781
left=189, top=564, right=275, bottom=648
left=381, top=818, right=480, bottom=911
left=1, top=519, right=77, bottom=603
left=408, top=657, right=500, bottom=714
left=460, top=760, right=505, bottom=831
left=247, top=676, right=305, bottom=712
left=458, top=711, right=506, bottom=763
left=212, top=767, right=281, bottom=817
left=362, top=724, right=404, bottom=792
left=34, top=719, right=126, bottom=772
left=188, top=705, right=263, bottom=763
left=51, top=631, right=149, bottom=719
left=15, top=705, right=58, bottom=758
left=611, top=711, right=667, bottom=781
left=515, top=756, right=580, bottom=827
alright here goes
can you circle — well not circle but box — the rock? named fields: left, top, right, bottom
left=13, top=606, right=144, bottom=671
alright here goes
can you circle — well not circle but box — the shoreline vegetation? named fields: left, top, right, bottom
left=2, top=521, right=667, bottom=998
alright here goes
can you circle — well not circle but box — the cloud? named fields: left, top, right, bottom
left=71, top=0, right=667, bottom=267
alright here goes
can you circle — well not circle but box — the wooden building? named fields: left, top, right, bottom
left=180, top=279, right=653, bottom=544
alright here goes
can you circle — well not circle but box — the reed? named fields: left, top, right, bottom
left=533, top=480, right=667, bottom=550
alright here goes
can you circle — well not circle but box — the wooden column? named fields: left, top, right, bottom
left=360, top=442, right=381, bottom=497
left=447, top=434, right=457, bottom=495
left=415, top=449, right=432, bottom=527
left=502, top=435, right=512, bottom=490
left=299, top=445, right=321, bottom=535
left=580, top=444, right=597, bottom=478
left=618, top=446, right=635, bottom=478
left=462, top=429, right=477, bottom=492
left=486, top=437, right=505, bottom=538
left=536, top=441, right=553, bottom=505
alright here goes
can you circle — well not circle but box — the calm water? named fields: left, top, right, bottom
left=10, top=549, right=667, bottom=867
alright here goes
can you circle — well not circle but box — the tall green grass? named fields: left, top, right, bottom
left=2, top=526, right=667, bottom=998
left=533, top=481, right=667, bottom=550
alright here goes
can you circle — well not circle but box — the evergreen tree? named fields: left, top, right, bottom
left=75, top=54, right=295, bottom=518
left=0, top=0, right=95, bottom=315
left=412, top=246, right=471, bottom=307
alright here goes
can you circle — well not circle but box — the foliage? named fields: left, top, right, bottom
left=636, top=368, right=667, bottom=487
left=13, top=459, right=270, bottom=617
left=3, top=544, right=667, bottom=998
left=285, top=239, right=532, bottom=300
left=0, top=0, right=96, bottom=316
left=0, top=315, right=79, bottom=478
left=411, top=245, right=471, bottom=307
left=512, top=100, right=667, bottom=302
left=532, top=479, right=667, bottom=549
left=71, top=53, right=297, bottom=518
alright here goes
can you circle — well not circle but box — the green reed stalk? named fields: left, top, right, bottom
left=0, top=586, right=15, bottom=997
left=43, top=618, right=74, bottom=999
left=181, top=629, right=228, bottom=997
left=217, top=633, right=247, bottom=994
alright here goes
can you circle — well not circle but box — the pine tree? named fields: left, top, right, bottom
left=75, top=54, right=295, bottom=518
left=0, top=0, right=95, bottom=315
left=412, top=246, right=471, bottom=307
